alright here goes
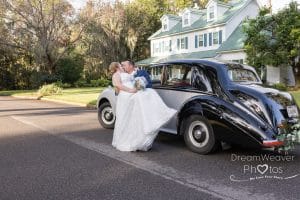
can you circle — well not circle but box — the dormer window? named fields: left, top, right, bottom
left=208, top=6, right=214, bottom=20
left=182, top=12, right=190, bottom=27
left=162, top=18, right=168, bottom=31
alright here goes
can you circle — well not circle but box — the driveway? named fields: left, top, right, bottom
left=0, top=96, right=299, bottom=200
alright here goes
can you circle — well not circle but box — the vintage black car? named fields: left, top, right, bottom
left=97, top=59, right=299, bottom=154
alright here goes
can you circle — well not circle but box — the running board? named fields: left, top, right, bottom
left=159, top=128, right=177, bottom=135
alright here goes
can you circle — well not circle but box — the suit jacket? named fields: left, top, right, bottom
left=134, top=69, right=152, bottom=88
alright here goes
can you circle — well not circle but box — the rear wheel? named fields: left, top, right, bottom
left=98, top=102, right=115, bottom=129
left=183, top=115, right=219, bottom=154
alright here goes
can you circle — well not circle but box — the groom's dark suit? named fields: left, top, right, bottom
left=134, top=69, right=152, bottom=88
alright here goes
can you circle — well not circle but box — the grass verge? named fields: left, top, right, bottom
left=0, top=87, right=104, bottom=107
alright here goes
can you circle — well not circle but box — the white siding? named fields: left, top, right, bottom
left=266, top=66, right=280, bottom=84
left=150, top=26, right=225, bottom=57
left=216, top=51, right=247, bottom=62
left=206, top=1, right=217, bottom=21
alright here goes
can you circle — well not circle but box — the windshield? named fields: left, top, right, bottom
left=227, top=68, right=259, bottom=82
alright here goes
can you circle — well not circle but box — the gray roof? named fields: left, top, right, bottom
left=162, top=14, right=181, bottom=20
left=149, top=0, right=251, bottom=40
left=217, top=22, right=246, bottom=52
left=136, top=50, right=217, bottom=65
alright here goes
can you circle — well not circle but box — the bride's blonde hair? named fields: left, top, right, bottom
left=109, top=62, right=120, bottom=74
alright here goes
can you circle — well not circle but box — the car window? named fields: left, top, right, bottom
left=161, top=64, right=213, bottom=93
left=163, top=64, right=192, bottom=87
left=149, top=65, right=163, bottom=85
left=227, top=65, right=259, bottom=83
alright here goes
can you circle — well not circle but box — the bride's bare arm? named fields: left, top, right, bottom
left=112, top=73, right=136, bottom=93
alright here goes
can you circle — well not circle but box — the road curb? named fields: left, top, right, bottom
left=12, top=95, right=39, bottom=100
left=12, top=95, right=97, bottom=110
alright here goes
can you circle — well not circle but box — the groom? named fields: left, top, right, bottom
left=121, top=59, right=152, bottom=88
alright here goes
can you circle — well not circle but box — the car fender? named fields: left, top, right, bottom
left=97, top=87, right=117, bottom=114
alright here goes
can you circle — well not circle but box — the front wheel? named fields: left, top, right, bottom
left=98, top=102, right=115, bottom=129
left=183, top=115, right=219, bottom=154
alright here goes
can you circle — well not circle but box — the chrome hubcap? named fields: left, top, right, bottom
left=101, top=107, right=115, bottom=125
left=188, top=121, right=209, bottom=148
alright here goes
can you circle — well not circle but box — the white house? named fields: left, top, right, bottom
left=137, top=0, right=298, bottom=85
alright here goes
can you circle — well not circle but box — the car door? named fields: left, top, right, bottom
left=151, top=63, right=212, bottom=134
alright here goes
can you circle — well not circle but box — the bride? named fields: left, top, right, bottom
left=109, top=61, right=177, bottom=152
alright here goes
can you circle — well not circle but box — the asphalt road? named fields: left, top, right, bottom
left=0, top=96, right=299, bottom=200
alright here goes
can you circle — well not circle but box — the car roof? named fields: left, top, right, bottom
left=148, top=59, right=257, bottom=72
left=158, top=58, right=225, bottom=66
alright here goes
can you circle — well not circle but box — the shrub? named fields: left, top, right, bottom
left=30, top=71, right=60, bottom=89
left=55, top=55, right=84, bottom=84
left=271, top=83, right=288, bottom=91
left=74, top=78, right=111, bottom=88
left=90, top=79, right=111, bottom=87
left=38, top=83, right=62, bottom=97
left=74, top=79, right=89, bottom=88
left=55, top=81, right=72, bottom=88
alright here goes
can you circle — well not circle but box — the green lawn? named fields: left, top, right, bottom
left=0, top=90, right=37, bottom=97
left=44, top=87, right=104, bottom=106
left=0, top=87, right=105, bottom=106
left=291, top=91, right=300, bottom=106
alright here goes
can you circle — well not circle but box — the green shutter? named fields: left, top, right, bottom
left=204, top=34, right=207, bottom=47
left=219, top=30, right=223, bottom=44
left=209, top=33, right=212, bottom=46
left=185, top=37, right=188, bottom=49
left=195, top=35, right=198, bottom=48
left=169, top=40, right=172, bottom=52
left=177, top=38, right=180, bottom=50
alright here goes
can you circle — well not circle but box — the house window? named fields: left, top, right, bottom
left=154, top=43, right=159, bottom=54
left=183, top=13, right=189, bottom=26
left=180, top=37, right=188, bottom=49
left=199, top=34, right=204, bottom=47
left=180, top=38, right=185, bottom=49
left=177, top=37, right=188, bottom=50
left=159, top=42, right=162, bottom=53
left=163, top=24, right=168, bottom=30
left=164, top=41, right=170, bottom=52
left=213, top=32, right=219, bottom=45
left=209, top=6, right=214, bottom=20
left=162, top=18, right=168, bottom=31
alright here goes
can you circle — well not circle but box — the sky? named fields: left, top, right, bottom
left=67, top=0, right=128, bottom=11
left=67, top=0, right=87, bottom=11
left=67, top=0, right=300, bottom=12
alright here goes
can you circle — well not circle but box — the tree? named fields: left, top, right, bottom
left=0, top=0, right=82, bottom=74
left=243, top=2, right=300, bottom=80
left=79, top=1, right=130, bottom=80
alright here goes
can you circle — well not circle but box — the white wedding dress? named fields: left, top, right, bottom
left=112, top=72, right=177, bottom=151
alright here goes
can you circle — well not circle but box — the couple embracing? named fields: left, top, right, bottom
left=109, top=60, right=177, bottom=152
